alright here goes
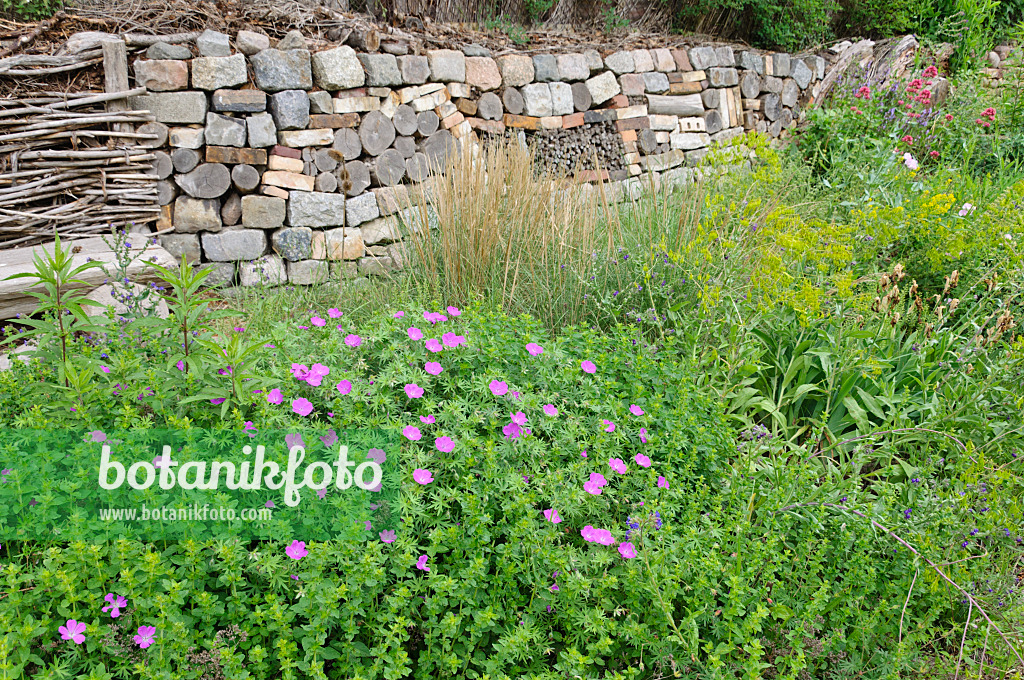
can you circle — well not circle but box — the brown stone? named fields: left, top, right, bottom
left=619, top=129, right=638, bottom=142
left=562, top=112, right=585, bottom=128
left=615, top=117, right=650, bottom=131
left=309, top=113, right=360, bottom=128
left=503, top=114, right=541, bottom=130
left=671, top=49, right=692, bottom=71
left=205, top=146, right=268, bottom=165
left=456, top=98, right=478, bottom=116
left=608, top=94, right=629, bottom=108
left=262, top=170, right=315, bottom=192
left=271, top=145, right=302, bottom=159
left=466, top=117, right=506, bottom=134
left=668, top=81, right=703, bottom=95
left=465, top=56, right=502, bottom=90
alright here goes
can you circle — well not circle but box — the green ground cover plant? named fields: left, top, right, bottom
left=0, top=60, right=1022, bottom=680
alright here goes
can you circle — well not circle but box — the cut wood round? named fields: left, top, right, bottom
left=502, top=87, right=524, bottom=115
left=156, top=179, right=178, bottom=205
left=171, top=147, right=200, bottom=174
left=150, top=150, right=173, bottom=179
left=741, top=72, right=761, bottom=99
left=420, top=129, right=456, bottom=168
left=231, top=164, right=260, bottom=193
left=477, top=92, right=503, bottom=120
left=372, top=148, right=406, bottom=186
left=315, top=172, right=338, bottom=192
left=332, top=128, right=362, bottom=161
left=137, top=121, right=168, bottom=148
left=345, top=28, right=380, bottom=53
left=405, top=152, right=430, bottom=182
left=342, top=160, right=370, bottom=196
left=762, top=93, right=783, bottom=121
left=359, top=110, right=396, bottom=156
left=176, top=163, right=230, bottom=199
left=571, top=82, right=592, bottom=111
left=393, top=104, right=418, bottom=136
left=639, top=128, right=658, bottom=154
left=314, top=148, right=338, bottom=173
left=394, top=135, right=416, bottom=159
left=704, top=110, right=724, bottom=134
left=416, top=110, right=439, bottom=137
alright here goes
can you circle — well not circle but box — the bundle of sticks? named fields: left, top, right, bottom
left=0, top=88, right=160, bottom=249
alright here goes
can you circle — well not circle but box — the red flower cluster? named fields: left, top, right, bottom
left=976, top=107, right=996, bottom=127
left=854, top=85, right=872, bottom=99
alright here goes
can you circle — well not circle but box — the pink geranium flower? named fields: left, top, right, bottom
left=291, top=363, right=309, bottom=380
left=393, top=311, right=405, bottom=318
left=403, top=426, right=422, bottom=441
left=581, top=360, right=596, bottom=374
left=543, top=404, right=558, bottom=417
left=380, top=530, right=396, bottom=543
left=609, top=458, right=627, bottom=474
left=425, top=361, right=443, bottom=375
left=629, top=404, right=644, bottom=416
left=134, top=626, right=156, bottom=649
left=584, top=481, right=602, bottom=495
left=292, top=398, right=313, bottom=417
left=618, top=542, right=637, bottom=559
left=602, top=419, right=615, bottom=433
left=446, top=306, right=461, bottom=316
left=489, top=380, right=508, bottom=396
left=59, top=620, right=86, bottom=645
left=425, top=338, right=443, bottom=353
left=286, top=540, right=308, bottom=560
left=328, top=308, right=343, bottom=318
left=526, top=343, right=544, bottom=356
left=543, top=508, right=563, bottom=523
left=420, top=414, right=435, bottom=424
left=336, top=380, right=352, bottom=395
left=415, top=555, right=430, bottom=572
left=408, top=327, right=424, bottom=341
left=311, top=316, right=326, bottom=327
left=405, top=383, right=424, bottom=399
left=634, top=453, right=652, bottom=468
left=345, top=334, right=362, bottom=348
left=442, top=332, right=459, bottom=347
left=267, top=388, right=283, bottom=405
left=102, top=593, right=127, bottom=618
left=657, top=475, right=669, bottom=489
left=413, top=468, right=434, bottom=485
left=435, top=436, right=455, bottom=453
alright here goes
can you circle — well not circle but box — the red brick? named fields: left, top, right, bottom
left=562, top=112, right=585, bottom=129
left=619, top=129, right=638, bottom=142
left=608, top=94, right=629, bottom=109
left=577, top=169, right=610, bottom=182
left=271, top=145, right=302, bottom=159
left=335, top=87, right=368, bottom=98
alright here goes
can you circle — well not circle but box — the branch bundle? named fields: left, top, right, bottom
left=0, top=89, right=159, bottom=249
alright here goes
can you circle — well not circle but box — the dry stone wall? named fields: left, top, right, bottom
left=131, top=29, right=828, bottom=286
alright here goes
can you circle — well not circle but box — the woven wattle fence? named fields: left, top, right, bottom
left=0, top=41, right=161, bottom=249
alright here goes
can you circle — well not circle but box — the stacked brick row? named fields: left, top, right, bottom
left=128, top=29, right=828, bottom=287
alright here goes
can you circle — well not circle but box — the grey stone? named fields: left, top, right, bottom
left=200, top=262, right=235, bottom=287
left=288, top=259, right=329, bottom=285
left=361, top=215, right=400, bottom=244
left=715, top=46, right=735, bottom=66
left=276, top=30, right=307, bottom=51
left=250, top=49, right=312, bottom=92
left=708, top=68, right=738, bottom=88
left=330, top=261, right=358, bottom=279
left=196, top=29, right=231, bottom=57
left=173, top=196, right=221, bottom=232
left=240, top=255, right=286, bottom=286
left=521, top=82, right=552, bottom=117
left=583, top=49, right=603, bottom=71
left=357, top=255, right=391, bottom=276
left=772, top=53, right=791, bottom=77
left=532, top=54, right=558, bottom=82
left=272, top=226, right=313, bottom=261
left=242, top=195, right=285, bottom=228
left=147, top=42, right=191, bottom=60
left=309, top=91, right=333, bottom=114
left=236, top=30, right=270, bottom=56
left=765, top=76, right=783, bottom=94
left=549, top=82, right=573, bottom=116
left=288, top=190, right=346, bottom=227
left=791, top=59, right=813, bottom=89
left=204, top=113, right=247, bottom=147
left=398, top=55, right=430, bottom=84
left=385, top=241, right=410, bottom=269
left=427, top=49, right=465, bottom=82
left=496, top=55, right=534, bottom=87
left=191, top=54, right=247, bottom=90
left=739, top=50, right=763, bottom=74
left=604, top=51, right=635, bottom=74
left=269, top=90, right=310, bottom=130
left=346, top=192, right=380, bottom=226
left=130, top=91, right=207, bottom=124
left=632, top=49, right=654, bottom=72
left=556, top=53, right=590, bottom=81
left=810, top=55, right=825, bottom=80
left=312, top=45, right=365, bottom=90
left=246, top=113, right=277, bottom=147
left=134, top=59, right=189, bottom=91
left=688, top=46, right=717, bottom=70
left=780, top=78, right=799, bottom=107
left=221, top=193, right=242, bottom=225
left=358, top=53, right=402, bottom=87
left=643, top=71, right=669, bottom=93
left=463, top=44, right=490, bottom=57
left=202, top=229, right=267, bottom=261
left=396, top=204, right=438, bottom=233
left=160, top=234, right=201, bottom=264
left=647, top=93, right=704, bottom=116
left=585, top=71, right=620, bottom=105
left=168, top=126, right=204, bottom=148
left=87, top=282, right=170, bottom=319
